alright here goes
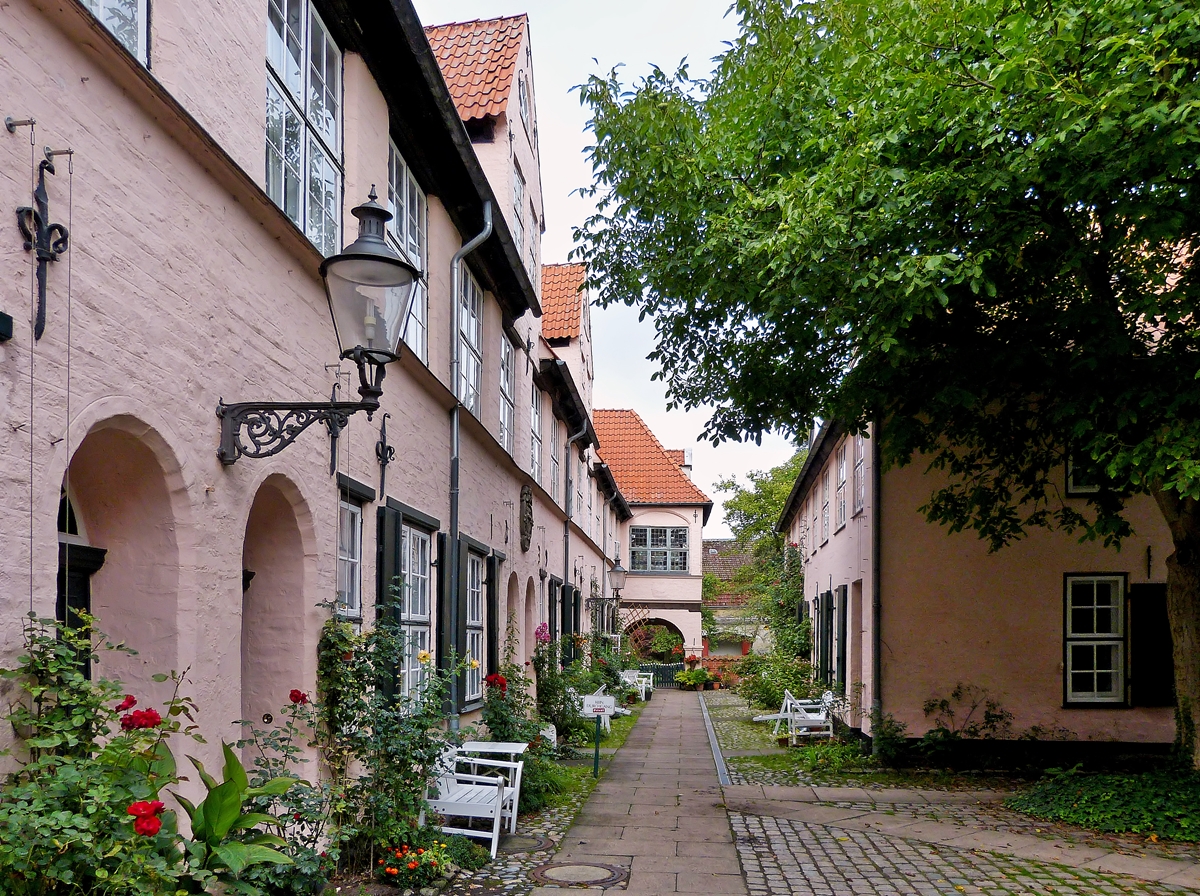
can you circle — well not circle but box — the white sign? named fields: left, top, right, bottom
left=582, top=695, right=616, bottom=716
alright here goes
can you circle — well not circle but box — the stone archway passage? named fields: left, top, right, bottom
left=241, top=476, right=306, bottom=734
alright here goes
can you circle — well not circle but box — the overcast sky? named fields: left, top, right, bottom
left=411, top=0, right=800, bottom=537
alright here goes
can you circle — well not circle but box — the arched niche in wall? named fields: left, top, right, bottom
left=65, top=422, right=180, bottom=701
left=240, top=475, right=306, bottom=737
left=505, top=572, right=520, bottom=655
left=524, top=577, right=537, bottom=663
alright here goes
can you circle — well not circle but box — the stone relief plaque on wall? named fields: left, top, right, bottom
left=520, top=484, right=534, bottom=552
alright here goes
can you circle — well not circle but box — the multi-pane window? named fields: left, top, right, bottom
left=853, top=433, right=865, bottom=513
left=811, top=496, right=818, bottom=555
left=465, top=553, right=485, bottom=702
left=512, top=168, right=525, bottom=253
left=336, top=499, right=362, bottom=617
left=266, top=0, right=341, bottom=255
left=399, top=524, right=431, bottom=699
left=587, top=477, right=594, bottom=539
left=82, top=0, right=147, bottom=62
left=1065, top=575, right=1125, bottom=703
left=575, top=453, right=584, bottom=518
left=820, top=470, right=830, bottom=543
left=630, top=526, right=689, bottom=573
left=530, top=386, right=543, bottom=483
left=387, top=141, right=428, bottom=362
left=550, top=420, right=561, bottom=502
left=835, top=446, right=847, bottom=531
left=518, top=74, right=531, bottom=131
left=458, top=266, right=484, bottom=415
left=499, top=338, right=516, bottom=453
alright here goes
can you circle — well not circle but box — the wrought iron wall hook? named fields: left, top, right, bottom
left=376, top=413, right=395, bottom=496
left=16, top=156, right=69, bottom=340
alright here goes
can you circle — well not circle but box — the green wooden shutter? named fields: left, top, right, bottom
left=436, top=533, right=451, bottom=675
left=377, top=505, right=402, bottom=623
left=836, top=584, right=848, bottom=692
left=549, top=580, right=559, bottom=640
left=1130, top=583, right=1174, bottom=707
left=486, top=555, right=500, bottom=676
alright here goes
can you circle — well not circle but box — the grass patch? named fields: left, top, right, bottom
left=1007, top=769, right=1200, bottom=841
left=602, top=703, right=644, bottom=750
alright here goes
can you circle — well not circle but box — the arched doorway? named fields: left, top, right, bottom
left=64, top=423, right=180, bottom=700
left=241, top=476, right=306, bottom=734
left=505, top=572, right=519, bottom=660
left=626, top=618, right=686, bottom=663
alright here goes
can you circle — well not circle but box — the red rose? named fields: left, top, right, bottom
left=293, top=812, right=302, bottom=821
left=289, top=689, right=309, bottom=704
left=115, top=695, right=137, bottom=712
left=120, top=708, right=162, bottom=730
left=127, top=800, right=165, bottom=818
left=133, top=815, right=162, bottom=836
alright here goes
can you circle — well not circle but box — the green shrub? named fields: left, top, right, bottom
left=674, top=668, right=712, bottom=689
left=734, top=653, right=817, bottom=710
left=1008, top=769, right=1200, bottom=840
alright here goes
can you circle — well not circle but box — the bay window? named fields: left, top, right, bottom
left=630, top=526, right=689, bottom=573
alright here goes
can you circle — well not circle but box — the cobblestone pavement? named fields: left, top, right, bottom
left=732, top=812, right=1200, bottom=896
left=442, top=783, right=591, bottom=894
left=821, top=801, right=1200, bottom=865
left=704, top=690, right=786, bottom=753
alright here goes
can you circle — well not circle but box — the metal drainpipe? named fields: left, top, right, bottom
left=563, top=425, right=588, bottom=644
left=870, top=423, right=883, bottom=754
left=448, top=201, right=493, bottom=733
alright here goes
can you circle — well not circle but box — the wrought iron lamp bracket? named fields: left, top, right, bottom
left=216, top=348, right=389, bottom=466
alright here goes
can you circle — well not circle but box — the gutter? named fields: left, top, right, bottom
left=447, top=201, right=493, bottom=733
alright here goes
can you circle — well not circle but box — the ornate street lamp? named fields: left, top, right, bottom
left=217, top=189, right=419, bottom=465
left=608, top=557, right=627, bottom=595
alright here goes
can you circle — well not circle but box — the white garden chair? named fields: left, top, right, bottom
left=620, top=669, right=648, bottom=701
left=421, top=747, right=524, bottom=858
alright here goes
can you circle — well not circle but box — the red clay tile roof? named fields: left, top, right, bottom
left=665, top=449, right=686, bottom=466
left=424, top=15, right=527, bottom=122
left=593, top=410, right=711, bottom=508
left=541, top=263, right=585, bottom=340
left=702, top=539, right=755, bottom=580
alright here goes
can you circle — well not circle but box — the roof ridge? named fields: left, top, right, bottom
left=424, top=13, right=528, bottom=31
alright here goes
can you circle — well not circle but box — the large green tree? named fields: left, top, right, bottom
left=576, top=0, right=1200, bottom=761
left=717, top=450, right=807, bottom=556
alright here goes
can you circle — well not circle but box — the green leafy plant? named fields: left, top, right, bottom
left=869, top=709, right=910, bottom=768
left=920, top=683, right=1014, bottom=762
left=674, top=668, right=712, bottom=690
left=1008, top=769, right=1200, bottom=841
left=375, top=838, right=452, bottom=889
left=172, top=743, right=296, bottom=891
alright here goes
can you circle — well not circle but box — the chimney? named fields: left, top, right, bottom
left=681, top=448, right=693, bottom=479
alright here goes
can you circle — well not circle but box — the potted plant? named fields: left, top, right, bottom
left=673, top=669, right=712, bottom=691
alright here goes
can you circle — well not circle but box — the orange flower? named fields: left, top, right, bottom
left=385, top=867, right=398, bottom=876
left=407, top=861, right=417, bottom=869
left=417, top=848, right=424, bottom=854
left=378, top=859, right=384, bottom=865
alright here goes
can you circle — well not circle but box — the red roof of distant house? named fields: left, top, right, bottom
left=424, top=15, right=527, bottom=121
left=702, top=539, right=754, bottom=580
left=541, top=263, right=586, bottom=340
left=594, top=410, right=711, bottom=516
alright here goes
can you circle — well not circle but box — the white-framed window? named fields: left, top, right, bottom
left=853, top=433, right=865, bottom=514
left=465, top=553, right=485, bottom=702
left=82, top=0, right=147, bottom=63
left=820, top=470, right=830, bottom=543
left=630, top=526, right=689, bottom=573
left=387, top=141, right=428, bottom=362
left=499, top=338, right=516, bottom=453
left=1065, top=575, right=1125, bottom=704
left=587, top=477, right=594, bottom=539
left=575, top=453, right=584, bottom=518
left=399, top=524, right=432, bottom=699
left=811, top=495, right=818, bottom=555
left=458, top=266, right=484, bottom=415
left=835, top=446, right=847, bottom=531
left=518, top=73, right=531, bottom=131
left=550, top=420, right=561, bottom=503
left=512, top=167, right=525, bottom=253
left=266, top=0, right=341, bottom=256
left=530, top=386, right=543, bottom=483
left=1067, top=454, right=1103, bottom=496
left=336, top=498, right=362, bottom=618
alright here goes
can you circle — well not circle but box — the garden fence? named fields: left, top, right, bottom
left=638, top=662, right=684, bottom=689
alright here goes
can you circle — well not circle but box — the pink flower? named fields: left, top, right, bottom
left=534, top=622, right=550, bottom=644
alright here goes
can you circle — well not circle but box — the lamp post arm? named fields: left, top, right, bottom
left=216, top=399, right=376, bottom=465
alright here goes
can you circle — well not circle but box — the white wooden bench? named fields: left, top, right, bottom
left=421, top=747, right=523, bottom=858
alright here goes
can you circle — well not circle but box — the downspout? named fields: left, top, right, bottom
left=870, top=423, right=883, bottom=755
left=563, top=425, right=588, bottom=646
left=448, top=201, right=493, bottom=733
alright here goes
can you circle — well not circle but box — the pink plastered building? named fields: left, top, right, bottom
left=0, top=0, right=625, bottom=785
left=776, top=422, right=1176, bottom=748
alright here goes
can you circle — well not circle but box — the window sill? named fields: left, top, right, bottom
left=851, top=507, right=865, bottom=519
left=834, top=522, right=846, bottom=534
left=1062, top=699, right=1129, bottom=709
left=629, top=570, right=693, bottom=577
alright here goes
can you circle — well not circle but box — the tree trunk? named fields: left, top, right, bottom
left=1151, top=486, right=1200, bottom=769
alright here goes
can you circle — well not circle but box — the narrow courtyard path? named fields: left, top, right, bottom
left=530, top=687, right=747, bottom=894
